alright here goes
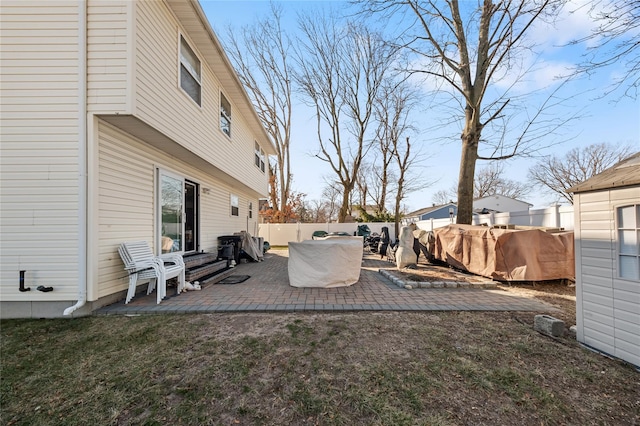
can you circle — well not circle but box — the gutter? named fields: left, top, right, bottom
left=64, top=0, right=88, bottom=316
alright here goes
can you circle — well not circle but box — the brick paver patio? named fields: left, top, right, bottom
left=96, top=249, right=556, bottom=315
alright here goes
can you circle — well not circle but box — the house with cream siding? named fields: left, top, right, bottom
left=0, top=0, right=275, bottom=318
left=570, top=152, right=640, bottom=368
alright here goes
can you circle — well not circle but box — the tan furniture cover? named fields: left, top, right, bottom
left=432, top=225, right=575, bottom=281
left=288, top=237, right=363, bottom=288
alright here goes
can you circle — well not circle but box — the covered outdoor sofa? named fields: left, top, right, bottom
left=288, top=237, right=363, bottom=288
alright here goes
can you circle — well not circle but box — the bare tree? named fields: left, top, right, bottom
left=296, top=12, right=393, bottom=222
left=474, top=163, right=530, bottom=200
left=321, top=182, right=342, bottom=222
left=354, top=162, right=371, bottom=209
left=431, top=189, right=453, bottom=205
left=373, top=79, right=429, bottom=236
left=307, top=199, right=331, bottom=223
left=528, top=142, right=634, bottom=204
left=572, top=0, right=640, bottom=98
left=224, top=4, right=294, bottom=221
left=363, top=160, right=395, bottom=216
left=358, top=0, right=571, bottom=224
left=372, top=78, right=417, bottom=219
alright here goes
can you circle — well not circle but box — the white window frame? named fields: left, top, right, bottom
left=617, top=204, right=640, bottom=281
left=220, top=92, right=232, bottom=137
left=157, top=169, right=185, bottom=254
left=179, top=34, right=201, bottom=106
left=254, top=141, right=266, bottom=173
left=230, top=194, right=239, bottom=217
left=254, top=141, right=261, bottom=169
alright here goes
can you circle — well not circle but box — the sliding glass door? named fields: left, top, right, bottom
left=184, top=181, right=198, bottom=252
left=158, top=170, right=199, bottom=254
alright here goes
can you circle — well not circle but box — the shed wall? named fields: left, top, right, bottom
left=574, top=186, right=640, bottom=367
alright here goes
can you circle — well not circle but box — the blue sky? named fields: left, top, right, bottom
left=201, top=0, right=640, bottom=211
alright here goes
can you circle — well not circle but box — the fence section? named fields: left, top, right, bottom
left=258, top=206, right=574, bottom=246
left=415, top=205, right=574, bottom=231
left=259, top=222, right=397, bottom=246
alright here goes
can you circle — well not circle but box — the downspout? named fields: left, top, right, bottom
left=64, top=0, right=88, bottom=316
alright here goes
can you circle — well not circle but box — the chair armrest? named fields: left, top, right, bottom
left=158, top=253, right=185, bottom=268
left=127, top=260, right=162, bottom=276
left=126, top=259, right=159, bottom=272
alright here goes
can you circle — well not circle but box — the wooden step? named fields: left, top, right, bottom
left=185, top=260, right=228, bottom=282
left=183, top=252, right=219, bottom=269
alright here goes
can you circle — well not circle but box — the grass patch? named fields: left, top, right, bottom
left=2, top=312, right=638, bottom=425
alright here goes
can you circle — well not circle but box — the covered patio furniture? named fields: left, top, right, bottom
left=431, top=225, right=574, bottom=281
left=288, top=237, right=363, bottom=288
left=312, top=230, right=328, bottom=240
left=118, top=241, right=185, bottom=304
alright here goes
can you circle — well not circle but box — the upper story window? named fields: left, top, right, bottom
left=618, top=204, right=640, bottom=281
left=220, top=93, right=231, bottom=137
left=254, top=142, right=265, bottom=172
left=179, top=35, right=201, bottom=106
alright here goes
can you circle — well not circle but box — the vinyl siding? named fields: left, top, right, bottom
left=574, top=188, right=640, bottom=367
left=96, top=121, right=259, bottom=299
left=133, top=0, right=268, bottom=196
left=0, top=1, right=81, bottom=301
left=86, top=0, right=130, bottom=113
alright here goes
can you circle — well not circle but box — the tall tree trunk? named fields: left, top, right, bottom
left=457, top=127, right=479, bottom=224
left=338, top=188, right=352, bottom=223
left=394, top=196, right=402, bottom=240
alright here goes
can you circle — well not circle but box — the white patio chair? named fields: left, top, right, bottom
left=118, top=241, right=185, bottom=304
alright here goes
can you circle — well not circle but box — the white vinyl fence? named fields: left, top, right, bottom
left=258, top=222, right=396, bottom=246
left=258, top=205, right=574, bottom=246
left=414, top=204, right=574, bottom=232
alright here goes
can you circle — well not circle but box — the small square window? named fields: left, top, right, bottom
left=220, top=93, right=231, bottom=137
left=230, top=194, right=239, bottom=217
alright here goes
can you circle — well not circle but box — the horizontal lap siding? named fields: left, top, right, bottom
left=87, top=0, right=129, bottom=113
left=611, top=189, right=640, bottom=367
left=575, top=188, right=640, bottom=367
left=133, top=1, right=267, bottom=196
left=98, top=123, right=155, bottom=298
left=97, top=121, right=259, bottom=299
left=0, top=2, right=80, bottom=301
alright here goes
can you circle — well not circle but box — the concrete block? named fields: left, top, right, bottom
left=534, top=314, right=565, bottom=337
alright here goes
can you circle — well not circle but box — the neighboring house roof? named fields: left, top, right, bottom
left=407, top=195, right=532, bottom=220
left=569, top=152, right=640, bottom=193
left=473, top=194, right=533, bottom=207
left=406, top=203, right=456, bottom=218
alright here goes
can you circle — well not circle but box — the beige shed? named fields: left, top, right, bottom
left=570, top=152, right=640, bottom=368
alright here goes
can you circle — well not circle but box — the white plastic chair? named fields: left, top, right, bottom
left=118, top=241, right=185, bottom=304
